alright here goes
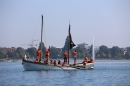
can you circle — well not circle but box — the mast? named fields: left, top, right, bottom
left=68, top=31, right=70, bottom=64
left=68, top=23, right=70, bottom=64
left=40, top=15, right=43, bottom=61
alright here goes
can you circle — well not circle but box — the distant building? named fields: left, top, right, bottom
left=78, top=43, right=89, bottom=51
left=122, top=47, right=127, bottom=51
left=122, top=47, right=130, bottom=55
left=127, top=47, right=130, bottom=52
left=77, top=42, right=99, bottom=52
left=0, top=47, right=17, bottom=53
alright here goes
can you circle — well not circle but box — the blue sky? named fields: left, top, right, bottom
left=0, top=0, right=130, bottom=49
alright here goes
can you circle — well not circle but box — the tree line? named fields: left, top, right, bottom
left=0, top=36, right=130, bottom=60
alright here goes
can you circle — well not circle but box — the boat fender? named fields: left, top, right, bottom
left=22, top=62, right=23, bottom=65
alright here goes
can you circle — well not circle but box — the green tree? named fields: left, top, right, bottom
left=111, top=46, right=124, bottom=58
left=99, top=52, right=106, bottom=58
left=97, top=45, right=110, bottom=58
left=107, top=53, right=112, bottom=58
left=125, top=51, right=130, bottom=59
left=50, top=46, right=60, bottom=59
left=7, top=51, right=15, bottom=59
left=99, top=45, right=109, bottom=54
left=15, top=47, right=27, bottom=59
left=14, top=52, right=19, bottom=59
left=96, top=53, right=100, bottom=58
left=26, top=47, right=37, bottom=58
left=85, top=52, right=91, bottom=57
left=0, top=51, right=8, bottom=59
left=75, top=47, right=86, bottom=58
left=4, top=53, right=8, bottom=59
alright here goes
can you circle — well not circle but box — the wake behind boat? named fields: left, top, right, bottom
left=22, top=15, right=94, bottom=71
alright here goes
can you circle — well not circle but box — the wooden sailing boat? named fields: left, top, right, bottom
left=22, top=15, right=94, bottom=71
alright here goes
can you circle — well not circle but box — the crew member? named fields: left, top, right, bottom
left=58, top=60, right=61, bottom=64
left=53, top=60, right=56, bottom=66
left=34, top=59, right=38, bottom=62
left=39, top=59, right=42, bottom=63
left=90, top=57, right=94, bottom=63
left=45, top=49, right=50, bottom=63
left=50, top=60, right=53, bottom=64
left=63, top=51, right=68, bottom=63
left=73, top=50, right=77, bottom=65
left=82, top=57, right=88, bottom=65
left=36, top=49, right=41, bottom=62
left=24, top=55, right=27, bottom=60
left=43, top=59, right=47, bottom=64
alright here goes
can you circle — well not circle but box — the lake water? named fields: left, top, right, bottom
left=0, top=60, right=130, bottom=86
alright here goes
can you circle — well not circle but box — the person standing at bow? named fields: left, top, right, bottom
left=36, top=49, right=41, bottom=62
left=73, top=50, right=77, bottom=65
left=63, top=51, right=68, bottom=63
left=45, top=49, right=50, bottom=63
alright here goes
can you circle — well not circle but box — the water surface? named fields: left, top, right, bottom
left=0, top=60, right=130, bottom=86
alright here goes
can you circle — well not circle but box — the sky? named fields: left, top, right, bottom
left=0, top=0, right=130, bottom=49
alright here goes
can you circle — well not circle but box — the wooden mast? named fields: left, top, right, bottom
left=40, top=15, right=43, bottom=61
left=68, top=23, right=70, bottom=64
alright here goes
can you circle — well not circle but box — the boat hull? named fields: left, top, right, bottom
left=22, top=59, right=94, bottom=71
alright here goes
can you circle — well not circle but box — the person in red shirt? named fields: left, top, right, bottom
left=63, top=51, right=68, bottom=63
left=45, top=49, right=50, bottom=63
left=36, top=49, right=41, bottom=62
left=90, top=57, right=94, bottom=63
left=82, top=57, right=88, bottom=65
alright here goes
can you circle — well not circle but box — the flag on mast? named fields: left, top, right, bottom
left=68, top=24, right=76, bottom=49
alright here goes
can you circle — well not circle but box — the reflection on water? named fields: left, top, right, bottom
left=36, top=71, right=43, bottom=85
left=45, top=71, right=50, bottom=78
left=0, top=60, right=130, bottom=86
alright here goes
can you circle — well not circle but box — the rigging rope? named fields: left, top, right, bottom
left=31, top=17, right=47, bottom=49
left=32, top=20, right=40, bottom=41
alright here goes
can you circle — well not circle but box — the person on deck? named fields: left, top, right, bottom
left=58, top=60, right=61, bottom=64
left=63, top=51, right=68, bottom=63
left=39, top=59, right=42, bottom=63
left=34, top=58, right=38, bottom=62
left=53, top=60, right=56, bottom=66
left=82, top=57, right=88, bottom=65
left=90, top=57, right=94, bottom=63
left=36, top=49, right=41, bottom=62
left=45, top=49, right=50, bottom=63
left=43, top=59, right=47, bottom=64
left=24, top=55, right=27, bottom=60
left=73, top=50, right=77, bottom=65
left=50, top=60, right=53, bottom=64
